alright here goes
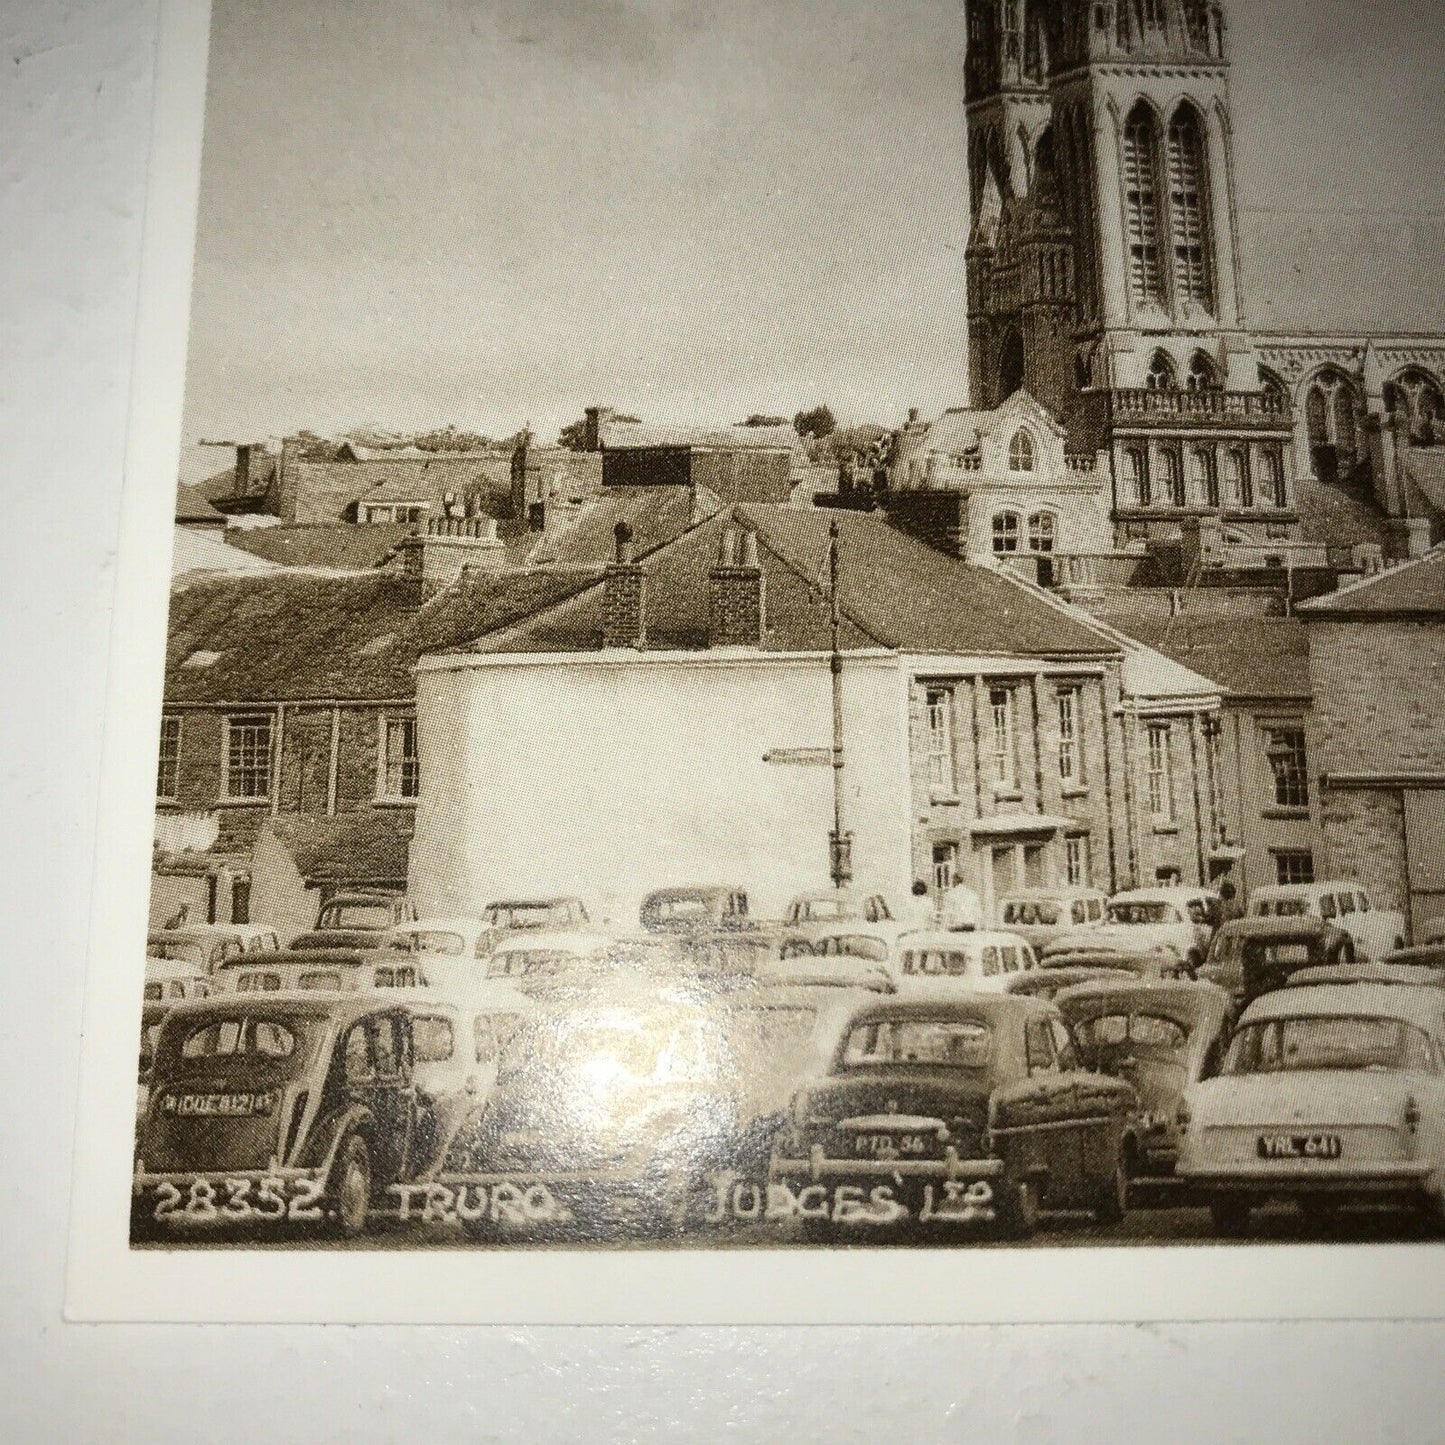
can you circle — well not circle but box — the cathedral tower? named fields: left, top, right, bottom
left=965, top=0, right=1297, bottom=546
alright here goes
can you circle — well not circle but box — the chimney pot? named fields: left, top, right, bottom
left=614, top=519, right=634, bottom=564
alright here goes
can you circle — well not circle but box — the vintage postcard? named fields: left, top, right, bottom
left=67, top=0, right=1445, bottom=1322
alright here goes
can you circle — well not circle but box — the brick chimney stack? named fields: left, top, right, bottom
left=709, top=524, right=765, bottom=648
left=584, top=406, right=617, bottom=453
left=602, top=520, right=647, bottom=648
left=233, top=442, right=253, bottom=499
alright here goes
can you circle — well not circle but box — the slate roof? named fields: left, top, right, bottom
left=265, top=812, right=411, bottom=885
left=525, top=486, right=722, bottom=567
left=164, top=567, right=599, bottom=703
left=464, top=503, right=1119, bottom=659
left=171, top=527, right=283, bottom=579
left=1080, top=604, right=1311, bottom=699
left=221, top=523, right=415, bottom=571
left=176, top=483, right=228, bottom=524
left=1293, top=475, right=1390, bottom=550
left=1299, top=547, right=1445, bottom=619
left=291, top=456, right=514, bottom=509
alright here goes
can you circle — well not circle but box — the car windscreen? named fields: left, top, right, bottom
left=371, top=964, right=422, bottom=989
left=406, top=930, right=465, bottom=956
left=412, top=1014, right=455, bottom=1064
left=1254, top=898, right=1308, bottom=918
left=164, top=1014, right=315, bottom=1076
left=1242, top=940, right=1315, bottom=966
left=1223, top=1015, right=1437, bottom=1076
left=233, top=971, right=283, bottom=992
left=321, top=903, right=393, bottom=929
left=485, top=904, right=564, bottom=929
left=642, top=895, right=715, bottom=922
left=1075, top=1011, right=1189, bottom=1064
left=816, top=934, right=889, bottom=962
left=841, top=1018, right=992, bottom=1069
left=147, top=941, right=206, bottom=967
left=793, top=898, right=856, bottom=923
left=901, top=948, right=970, bottom=976
left=1108, top=902, right=1176, bottom=925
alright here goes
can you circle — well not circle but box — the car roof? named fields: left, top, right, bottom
left=323, top=890, right=401, bottom=904
left=156, top=990, right=404, bottom=1025
left=1241, top=982, right=1445, bottom=1030
left=846, top=991, right=1053, bottom=1026
left=1001, top=886, right=1107, bottom=901
left=898, top=930, right=1032, bottom=950
left=1251, top=881, right=1360, bottom=897
left=1217, top=915, right=1337, bottom=939
left=1285, top=964, right=1444, bottom=989
left=1385, top=944, right=1445, bottom=968
left=397, top=917, right=488, bottom=934
left=1055, top=978, right=1230, bottom=1020
left=218, top=947, right=388, bottom=970
left=643, top=884, right=742, bottom=899
left=148, top=927, right=234, bottom=944
left=1110, top=887, right=1216, bottom=903
left=790, top=888, right=870, bottom=904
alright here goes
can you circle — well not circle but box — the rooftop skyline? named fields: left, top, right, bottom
left=180, top=0, right=1445, bottom=461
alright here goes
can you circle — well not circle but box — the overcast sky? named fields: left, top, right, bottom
left=179, top=0, right=1445, bottom=457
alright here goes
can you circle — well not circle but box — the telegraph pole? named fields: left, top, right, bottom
left=828, top=518, right=853, bottom=888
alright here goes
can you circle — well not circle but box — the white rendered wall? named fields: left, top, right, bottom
left=412, top=652, right=911, bottom=924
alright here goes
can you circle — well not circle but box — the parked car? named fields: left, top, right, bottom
left=388, top=916, right=499, bottom=989
left=997, top=887, right=1109, bottom=953
left=1050, top=887, right=1220, bottom=974
left=893, top=930, right=1039, bottom=994
left=214, top=948, right=435, bottom=995
left=147, top=927, right=245, bottom=976
left=479, top=897, right=591, bottom=950
left=760, top=954, right=896, bottom=994
left=143, top=957, right=214, bottom=1004
left=1177, top=980, right=1445, bottom=1236
left=1283, top=962, right=1445, bottom=992
left=440, top=981, right=869, bottom=1236
left=288, top=891, right=418, bottom=951
left=1246, top=882, right=1406, bottom=963
left=1012, top=944, right=1190, bottom=1000
left=639, top=885, right=756, bottom=935
left=768, top=992, right=1137, bottom=1237
left=1200, top=916, right=1356, bottom=1007
left=482, top=930, right=613, bottom=993
left=1006, top=964, right=1143, bottom=1001
left=133, top=993, right=438, bottom=1238
left=781, top=889, right=899, bottom=943
left=1057, top=979, right=1232, bottom=1188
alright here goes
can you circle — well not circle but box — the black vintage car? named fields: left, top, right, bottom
left=133, top=993, right=445, bottom=1240
left=1199, top=916, right=1355, bottom=1006
left=768, top=992, right=1137, bottom=1238
left=1057, top=979, right=1232, bottom=1189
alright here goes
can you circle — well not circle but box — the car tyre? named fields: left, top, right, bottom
left=330, top=1134, right=372, bottom=1239
left=1209, top=1193, right=1251, bottom=1238
left=1092, top=1146, right=1129, bottom=1227
left=997, top=1178, right=1039, bottom=1240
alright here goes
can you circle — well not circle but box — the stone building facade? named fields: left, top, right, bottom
left=1300, top=551, right=1445, bottom=941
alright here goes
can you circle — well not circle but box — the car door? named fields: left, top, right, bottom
left=363, top=1011, right=419, bottom=1187
left=992, top=1018, right=1085, bottom=1206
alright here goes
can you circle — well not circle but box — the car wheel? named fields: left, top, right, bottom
left=1209, top=1194, right=1251, bottom=1238
left=1092, top=1146, right=1129, bottom=1227
left=330, top=1135, right=372, bottom=1239
left=997, top=1178, right=1039, bottom=1240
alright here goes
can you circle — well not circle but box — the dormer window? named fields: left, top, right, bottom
left=1008, top=430, right=1036, bottom=472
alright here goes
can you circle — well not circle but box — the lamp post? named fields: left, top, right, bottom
left=827, top=518, right=853, bottom=888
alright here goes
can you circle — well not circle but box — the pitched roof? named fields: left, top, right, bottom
left=1407, top=450, right=1445, bottom=515
left=463, top=503, right=1119, bottom=659
left=525, top=486, right=722, bottom=567
left=165, top=567, right=599, bottom=702
left=1293, top=475, right=1390, bottom=550
left=221, top=523, right=415, bottom=571
left=171, top=526, right=283, bottom=579
left=599, top=422, right=798, bottom=452
left=290, top=456, right=514, bottom=509
left=264, top=812, right=411, bottom=885
left=1299, top=547, right=1445, bottom=618
left=1079, top=602, right=1311, bottom=699
left=175, top=483, right=228, bottom=524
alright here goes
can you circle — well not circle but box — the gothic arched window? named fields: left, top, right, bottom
left=1223, top=447, right=1249, bottom=509
left=1027, top=512, right=1057, bottom=552
left=1123, top=446, right=1150, bottom=506
left=992, top=511, right=1021, bottom=553
left=1385, top=369, right=1445, bottom=444
left=1146, top=351, right=1176, bottom=391
left=1188, top=446, right=1217, bottom=507
left=1306, top=369, right=1358, bottom=480
left=1183, top=0, right=1210, bottom=49
left=1258, top=448, right=1286, bottom=508
left=1166, top=106, right=1213, bottom=313
left=1186, top=352, right=1219, bottom=393
left=1259, top=368, right=1287, bottom=412
left=1009, top=429, right=1036, bottom=472
left=1123, top=105, right=1164, bottom=307
left=1159, top=449, right=1185, bottom=506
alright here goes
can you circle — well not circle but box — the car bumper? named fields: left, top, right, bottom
left=1178, top=1160, right=1432, bottom=1194
left=769, top=1144, right=1004, bottom=1184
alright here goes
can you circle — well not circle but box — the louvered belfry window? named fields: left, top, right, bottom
left=1166, top=107, right=1213, bottom=311
left=1123, top=108, right=1164, bottom=306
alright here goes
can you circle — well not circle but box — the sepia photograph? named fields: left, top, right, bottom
left=63, top=0, right=1445, bottom=1318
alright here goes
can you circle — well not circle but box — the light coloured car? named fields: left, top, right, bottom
left=389, top=917, right=497, bottom=989
left=142, top=957, right=215, bottom=1004
left=215, top=948, right=436, bottom=995
left=1247, top=882, right=1407, bottom=963
left=1051, top=887, right=1221, bottom=974
left=482, top=930, right=612, bottom=992
left=147, top=927, right=246, bottom=976
left=777, top=924, right=895, bottom=970
left=997, top=887, right=1109, bottom=953
left=1178, top=980, right=1445, bottom=1236
left=481, top=897, right=591, bottom=948
left=781, top=889, right=899, bottom=942
left=894, top=929, right=1038, bottom=994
